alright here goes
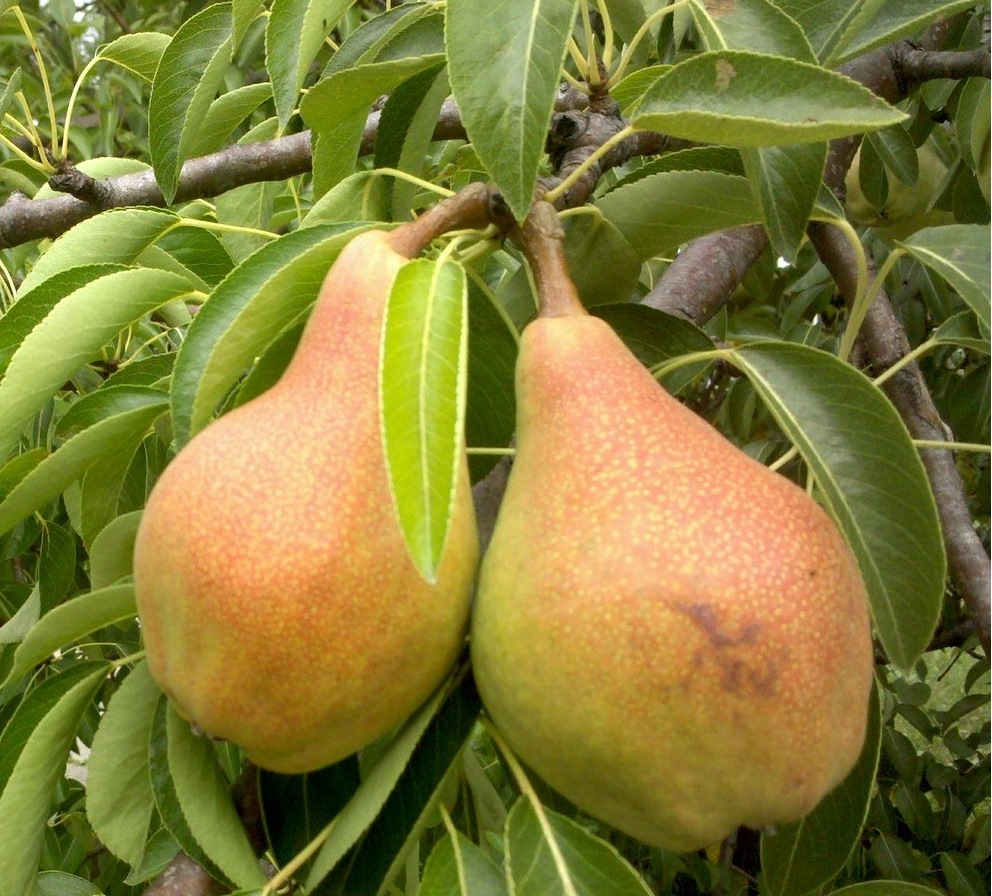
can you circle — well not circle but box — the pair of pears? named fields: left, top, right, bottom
left=134, top=201, right=873, bottom=852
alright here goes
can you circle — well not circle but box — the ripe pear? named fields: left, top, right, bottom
left=470, top=204, right=874, bottom=853
left=134, top=227, right=479, bottom=774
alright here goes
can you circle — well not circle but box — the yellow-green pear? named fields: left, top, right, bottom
left=470, top=203, right=874, bottom=853
left=845, top=141, right=953, bottom=240
left=134, top=224, right=479, bottom=774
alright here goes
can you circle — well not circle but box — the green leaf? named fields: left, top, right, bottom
left=897, top=225, right=991, bottom=340
left=831, top=885, right=941, bottom=896
left=0, top=662, right=107, bottom=896
left=596, top=170, right=760, bottom=260
left=86, top=661, right=161, bottom=868
left=762, top=681, right=882, bottom=895
left=301, top=54, right=446, bottom=198
left=505, top=800, right=653, bottom=896
left=304, top=683, right=450, bottom=890
left=771, top=0, right=878, bottom=62
left=165, top=704, right=267, bottom=888
left=37, top=520, right=77, bottom=611
left=88, top=510, right=143, bottom=588
left=148, top=695, right=229, bottom=884
left=266, top=0, right=353, bottom=131
left=0, top=584, right=135, bottom=689
left=741, top=142, right=828, bottom=264
left=322, top=669, right=482, bottom=894
left=233, top=0, right=264, bottom=50
left=185, top=83, right=275, bottom=158
left=445, top=0, right=579, bottom=220
left=171, top=223, right=367, bottom=446
left=631, top=50, right=907, bottom=147
left=148, top=2, right=234, bottom=203
left=57, top=385, right=169, bottom=440
left=0, top=401, right=169, bottom=538
left=591, top=304, right=715, bottom=395
left=829, top=0, right=980, bottom=65
left=36, top=871, right=104, bottom=896
left=381, top=258, right=468, bottom=583
left=374, top=63, right=450, bottom=221
left=690, top=0, right=816, bottom=62
left=259, top=758, right=361, bottom=875
left=420, top=830, right=507, bottom=896
left=728, top=342, right=945, bottom=668
left=17, top=208, right=178, bottom=294
left=96, top=31, right=172, bottom=82
left=0, top=68, right=22, bottom=123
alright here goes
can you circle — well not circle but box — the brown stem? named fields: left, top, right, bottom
left=512, top=201, right=585, bottom=318
left=386, top=181, right=497, bottom=258
left=808, top=221, right=991, bottom=659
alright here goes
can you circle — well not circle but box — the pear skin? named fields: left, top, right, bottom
left=134, top=229, right=479, bottom=774
left=470, top=209, right=874, bottom=852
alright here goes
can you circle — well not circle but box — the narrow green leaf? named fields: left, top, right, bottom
left=0, top=584, right=135, bottom=689
left=741, top=142, right=828, bottom=263
left=96, top=32, right=172, bottom=82
left=17, top=209, right=177, bottom=294
left=897, top=225, right=991, bottom=339
left=729, top=342, right=945, bottom=667
left=171, top=223, right=367, bottom=445
left=0, top=68, right=22, bottom=122
left=445, top=0, right=579, bottom=220
left=86, top=661, right=161, bottom=868
left=631, top=50, right=907, bottom=147
left=505, top=800, right=653, bottom=896
left=374, top=63, right=450, bottom=221
left=0, top=269, right=188, bottom=455
left=300, top=54, right=446, bottom=198
left=0, top=403, right=169, bottom=538
left=323, top=669, right=482, bottom=894
left=37, top=521, right=77, bottom=611
left=186, top=83, right=275, bottom=158
left=148, top=2, right=234, bottom=203
left=266, top=0, right=354, bottom=131
left=148, top=695, right=229, bottom=884
left=0, top=663, right=107, bottom=896
left=381, top=258, right=468, bottom=583
left=762, top=681, right=882, bottom=895
left=829, top=0, right=979, bottom=65
left=165, top=705, right=267, bottom=888
left=420, top=830, right=507, bottom=896
left=304, top=683, right=449, bottom=889
left=596, top=170, right=760, bottom=260
left=0, top=585, right=40, bottom=647
left=57, top=385, right=169, bottom=440
left=233, top=0, right=264, bottom=50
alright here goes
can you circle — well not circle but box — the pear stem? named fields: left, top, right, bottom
left=387, top=181, right=498, bottom=258
left=515, top=201, right=586, bottom=318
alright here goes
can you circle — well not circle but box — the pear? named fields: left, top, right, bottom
left=470, top=203, right=874, bottom=852
left=134, top=206, right=484, bottom=774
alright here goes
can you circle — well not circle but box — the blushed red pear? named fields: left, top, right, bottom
left=134, top=227, right=479, bottom=774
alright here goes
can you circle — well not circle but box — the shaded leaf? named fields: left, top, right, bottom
left=86, top=661, right=161, bottom=867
